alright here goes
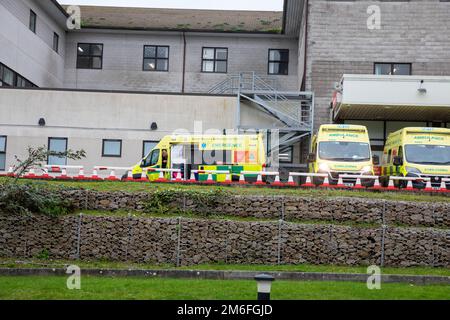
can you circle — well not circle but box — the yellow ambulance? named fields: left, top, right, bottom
left=131, top=134, right=266, bottom=182
left=381, top=127, right=450, bottom=189
left=308, top=124, right=375, bottom=186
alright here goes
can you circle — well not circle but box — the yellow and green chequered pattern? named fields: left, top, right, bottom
left=198, top=165, right=261, bottom=182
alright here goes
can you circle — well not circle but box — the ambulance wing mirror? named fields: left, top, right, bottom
left=372, top=155, right=380, bottom=166
left=308, top=153, right=316, bottom=162
left=393, top=156, right=403, bottom=166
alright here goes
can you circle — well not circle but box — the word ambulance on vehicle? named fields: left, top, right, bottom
left=381, top=127, right=450, bottom=189
left=308, top=124, right=376, bottom=186
left=131, top=134, right=266, bottom=182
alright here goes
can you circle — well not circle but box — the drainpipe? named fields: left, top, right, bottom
left=301, top=0, right=309, bottom=91
left=182, top=31, right=187, bottom=93
left=302, top=0, right=311, bottom=162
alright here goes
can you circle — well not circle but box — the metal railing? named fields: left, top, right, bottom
left=208, top=72, right=312, bottom=129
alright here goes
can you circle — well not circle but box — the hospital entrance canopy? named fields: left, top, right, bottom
left=332, top=75, right=450, bottom=123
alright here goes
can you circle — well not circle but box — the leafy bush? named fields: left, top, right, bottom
left=143, top=188, right=179, bottom=215
left=36, top=248, right=50, bottom=260
left=0, top=145, right=85, bottom=216
left=142, top=188, right=228, bottom=216
left=11, top=146, right=86, bottom=182
left=0, top=183, right=75, bottom=216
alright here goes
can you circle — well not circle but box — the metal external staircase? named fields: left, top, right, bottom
left=208, top=72, right=315, bottom=169
left=208, top=72, right=313, bottom=132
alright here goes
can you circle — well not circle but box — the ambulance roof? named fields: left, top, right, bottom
left=390, top=127, right=450, bottom=137
left=319, top=124, right=368, bottom=132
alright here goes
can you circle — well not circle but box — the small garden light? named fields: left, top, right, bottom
left=254, top=274, right=275, bottom=301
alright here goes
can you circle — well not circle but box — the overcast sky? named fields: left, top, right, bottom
left=59, top=0, right=283, bottom=11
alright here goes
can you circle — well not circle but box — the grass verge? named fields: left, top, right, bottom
left=0, top=276, right=448, bottom=300
left=3, top=177, right=449, bottom=203
left=77, top=210, right=382, bottom=228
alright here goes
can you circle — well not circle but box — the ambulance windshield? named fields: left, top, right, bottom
left=319, top=141, right=370, bottom=162
left=405, top=145, right=450, bottom=165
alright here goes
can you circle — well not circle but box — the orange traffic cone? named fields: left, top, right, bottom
left=353, top=178, right=364, bottom=189
left=320, top=176, right=330, bottom=188
left=336, top=176, right=345, bottom=188
left=405, top=180, right=414, bottom=191
left=106, top=169, right=118, bottom=181
left=204, top=173, right=215, bottom=184
left=423, top=179, right=434, bottom=192
left=302, top=176, right=315, bottom=187
left=254, top=174, right=265, bottom=186
left=372, top=178, right=382, bottom=190
left=239, top=173, right=247, bottom=185
left=7, top=167, right=15, bottom=177
left=223, top=173, right=232, bottom=185
left=124, top=170, right=134, bottom=182
left=438, top=180, right=448, bottom=193
left=56, top=168, right=70, bottom=180
left=187, top=172, right=197, bottom=183
left=287, top=175, right=296, bottom=187
left=386, top=178, right=396, bottom=190
left=90, top=169, right=102, bottom=181
left=24, top=168, right=36, bottom=179
left=40, top=168, right=52, bottom=180
left=271, top=174, right=284, bottom=187
left=174, top=171, right=183, bottom=183
left=75, top=168, right=86, bottom=180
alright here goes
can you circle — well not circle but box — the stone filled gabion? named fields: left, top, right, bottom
left=56, top=190, right=449, bottom=228
left=0, top=213, right=448, bottom=267
left=0, top=189, right=448, bottom=267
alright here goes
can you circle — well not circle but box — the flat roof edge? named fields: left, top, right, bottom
left=0, top=86, right=235, bottom=98
left=76, top=26, right=283, bottom=35
left=50, top=0, right=70, bottom=17
left=342, top=74, right=450, bottom=82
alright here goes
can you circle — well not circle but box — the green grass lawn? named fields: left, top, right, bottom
left=0, top=276, right=448, bottom=300
left=1, top=258, right=449, bottom=277
left=3, top=177, right=449, bottom=203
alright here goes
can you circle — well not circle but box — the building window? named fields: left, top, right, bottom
left=143, top=46, right=169, bottom=71
left=268, top=49, right=289, bottom=75
left=374, top=63, right=411, bottom=75
left=102, top=139, right=122, bottom=157
left=0, top=136, right=6, bottom=171
left=29, top=10, right=36, bottom=33
left=0, top=63, right=36, bottom=88
left=202, top=47, right=228, bottom=73
left=0, top=64, right=14, bottom=86
left=53, top=33, right=59, bottom=53
left=143, top=141, right=158, bottom=158
left=48, top=138, right=68, bottom=166
left=16, top=76, right=27, bottom=88
left=77, top=43, right=103, bottom=69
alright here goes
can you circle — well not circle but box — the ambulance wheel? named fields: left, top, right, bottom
left=133, top=173, right=142, bottom=180
left=398, top=180, right=407, bottom=189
